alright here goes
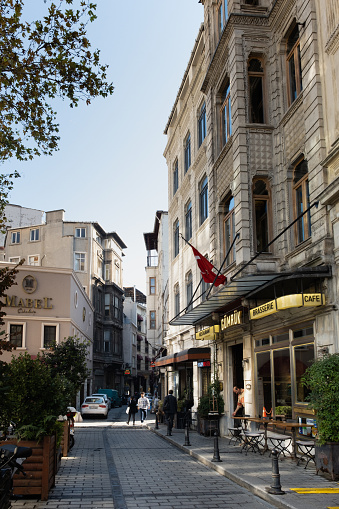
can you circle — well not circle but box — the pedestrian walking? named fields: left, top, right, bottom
left=126, top=395, right=138, bottom=425
left=137, top=392, right=150, bottom=423
left=163, top=389, right=177, bottom=436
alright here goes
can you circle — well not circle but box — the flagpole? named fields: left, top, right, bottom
left=179, top=233, right=221, bottom=273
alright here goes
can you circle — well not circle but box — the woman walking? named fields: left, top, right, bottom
left=127, top=395, right=138, bottom=425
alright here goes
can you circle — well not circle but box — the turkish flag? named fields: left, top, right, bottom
left=191, top=246, right=226, bottom=286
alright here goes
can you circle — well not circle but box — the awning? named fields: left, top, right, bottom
left=169, top=267, right=331, bottom=326
left=155, top=347, right=210, bottom=367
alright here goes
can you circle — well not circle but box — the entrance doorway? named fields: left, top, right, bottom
left=231, top=343, right=244, bottom=413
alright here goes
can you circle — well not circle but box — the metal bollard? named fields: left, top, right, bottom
left=212, top=425, right=222, bottom=462
left=266, top=449, right=285, bottom=495
left=155, top=412, right=159, bottom=430
left=184, top=418, right=191, bottom=446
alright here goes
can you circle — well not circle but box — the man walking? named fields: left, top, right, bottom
left=137, top=392, right=150, bottom=423
left=163, top=389, right=177, bottom=436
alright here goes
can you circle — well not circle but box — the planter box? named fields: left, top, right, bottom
left=315, top=442, right=339, bottom=481
left=60, top=420, right=70, bottom=457
left=0, top=434, right=56, bottom=501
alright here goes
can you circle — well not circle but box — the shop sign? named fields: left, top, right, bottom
left=124, top=369, right=131, bottom=375
left=5, top=295, right=53, bottom=314
left=250, top=293, right=325, bottom=320
left=197, top=360, right=211, bottom=368
left=195, top=325, right=219, bottom=341
left=221, top=310, right=242, bottom=330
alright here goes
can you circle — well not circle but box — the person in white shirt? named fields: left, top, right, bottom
left=137, top=392, right=150, bottom=423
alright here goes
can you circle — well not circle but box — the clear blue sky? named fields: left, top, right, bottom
left=4, top=0, right=203, bottom=293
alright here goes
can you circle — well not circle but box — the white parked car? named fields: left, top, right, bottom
left=92, top=393, right=111, bottom=410
left=81, top=396, right=108, bottom=419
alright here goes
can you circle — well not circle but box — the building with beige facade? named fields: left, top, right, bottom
left=157, top=0, right=339, bottom=437
left=4, top=209, right=127, bottom=393
left=0, top=262, right=94, bottom=406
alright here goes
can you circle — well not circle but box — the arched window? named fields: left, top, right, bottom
left=293, top=158, right=310, bottom=244
left=286, top=24, right=302, bottom=105
left=223, top=195, right=236, bottom=266
left=253, top=179, right=271, bottom=252
left=248, top=58, right=265, bottom=123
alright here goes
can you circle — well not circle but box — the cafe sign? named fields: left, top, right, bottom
left=221, top=310, right=242, bottom=330
left=250, top=293, right=325, bottom=320
left=196, top=325, right=220, bottom=341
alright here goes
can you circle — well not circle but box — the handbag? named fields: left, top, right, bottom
left=126, top=407, right=129, bottom=414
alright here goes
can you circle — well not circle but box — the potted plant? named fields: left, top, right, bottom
left=302, top=353, right=339, bottom=480
left=275, top=406, right=292, bottom=421
left=197, top=380, right=224, bottom=436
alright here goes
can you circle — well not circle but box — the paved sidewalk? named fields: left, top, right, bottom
left=147, top=419, right=339, bottom=509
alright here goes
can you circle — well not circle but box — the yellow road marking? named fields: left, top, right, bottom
left=291, top=488, right=339, bottom=494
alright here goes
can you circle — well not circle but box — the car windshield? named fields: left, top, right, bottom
left=85, top=397, right=104, bottom=403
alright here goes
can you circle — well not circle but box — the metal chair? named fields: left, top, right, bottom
left=268, top=434, right=292, bottom=458
left=228, top=426, right=242, bottom=445
left=296, top=440, right=315, bottom=468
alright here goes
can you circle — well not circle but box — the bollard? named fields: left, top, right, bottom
left=184, top=417, right=191, bottom=446
left=266, top=449, right=285, bottom=495
left=154, top=412, right=159, bottom=430
left=212, top=435, right=222, bottom=462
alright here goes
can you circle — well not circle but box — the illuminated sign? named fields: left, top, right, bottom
left=124, top=369, right=131, bottom=375
left=195, top=325, right=219, bottom=341
left=250, top=293, right=325, bottom=320
left=197, top=360, right=211, bottom=368
left=221, top=310, right=242, bottom=330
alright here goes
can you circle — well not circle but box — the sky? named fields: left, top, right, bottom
left=3, top=0, right=204, bottom=293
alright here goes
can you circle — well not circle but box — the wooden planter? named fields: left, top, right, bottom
left=60, top=420, right=70, bottom=457
left=0, top=434, right=56, bottom=501
left=198, top=416, right=220, bottom=437
left=315, top=442, right=339, bottom=480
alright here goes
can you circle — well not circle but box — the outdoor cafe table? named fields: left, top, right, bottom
left=233, top=417, right=301, bottom=458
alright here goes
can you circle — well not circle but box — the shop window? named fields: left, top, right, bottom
left=294, top=343, right=314, bottom=403
left=173, top=159, right=178, bottom=195
left=253, top=179, right=270, bottom=253
left=185, top=200, right=192, bottom=240
left=248, top=58, right=265, bottom=123
left=199, top=175, right=208, bottom=225
left=184, top=133, right=191, bottom=173
left=174, top=283, right=180, bottom=317
left=223, top=195, right=235, bottom=265
left=201, top=366, right=211, bottom=396
left=220, top=81, right=232, bottom=147
left=173, top=219, right=179, bottom=258
left=272, top=332, right=289, bottom=344
left=273, top=349, right=291, bottom=408
left=257, top=351, right=272, bottom=414
left=286, top=24, right=302, bottom=105
left=186, top=271, right=193, bottom=311
left=198, top=102, right=206, bottom=147
left=293, top=158, right=311, bottom=245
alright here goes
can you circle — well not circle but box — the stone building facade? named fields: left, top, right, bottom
left=159, top=0, right=339, bottom=436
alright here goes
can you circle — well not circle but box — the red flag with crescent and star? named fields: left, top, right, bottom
left=191, top=246, right=226, bottom=286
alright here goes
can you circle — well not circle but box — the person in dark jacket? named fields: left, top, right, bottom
left=127, top=395, right=138, bottom=425
left=163, top=389, right=177, bottom=436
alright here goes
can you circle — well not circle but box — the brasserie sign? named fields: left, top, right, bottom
left=250, top=293, right=325, bottom=320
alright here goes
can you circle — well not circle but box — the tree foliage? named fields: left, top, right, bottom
left=0, top=260, right=23, bottom=355
left=0, top=0, right=114, bottom=162
left=302, top=353, right=339, bottom=444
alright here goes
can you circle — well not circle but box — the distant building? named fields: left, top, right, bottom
left=4, top=209, right=127, bottom=393
left=0, top=204, right=44, bottom=250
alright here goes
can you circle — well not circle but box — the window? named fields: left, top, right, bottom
left=74, top=252, right=86, bottom=271
left=220, top=81, right=232, bottom=147
left=217, top=0, right=228, bottom=37
left=173, top=159, right=179, bottom=195
left=294, top=343, right=314, bottom=403
left=105, top=294, right=110, bottom=317
left=11, top=232, right=20, bottom=244
left=104, top=330, right=111, bottom=353
left=9, top=257, right=20, bottom=264
left=75, top=227, right=86, bottom=238
left=150, top=311, right=156, bottom=329
left=286, top=25, right=302, bottom=105
left=223, top=196, right=236, bottom=265
left=293, top=158, right=311, bottom=244
left=186, top=271, right=193, bottom=311
left=199, top=176, right=208, bottom=225
left=9, top=324, right=24, bottom=348
left=173, top=219, right=179, bottom=257
left=28, top=255, right=39, bottom=266
left=174, top=283, right=180, bottom=317
left=30, top=229, right=39, bottom=242
left=185, top=200, right=192, bottom=240
left=201, top=270, right=209, bottom=302
left=149, top=277, right=156, bottom=295
left=198, top=102, right=206, bottom=147
left=253, top=179, right=270, bottom=252
left=43, top=325, right=57, bottom=349
left=105, top=264, right=110, bottom=281
left=248, top=58, right=265, bottom=123
left=184, top=133, right=191, bottom=173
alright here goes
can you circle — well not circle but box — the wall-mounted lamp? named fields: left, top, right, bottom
left=212, top=312, right=219, bottom=321
left=242, top=358, right=249, bottom=368
left=246, top=383, right=251, bottom=390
